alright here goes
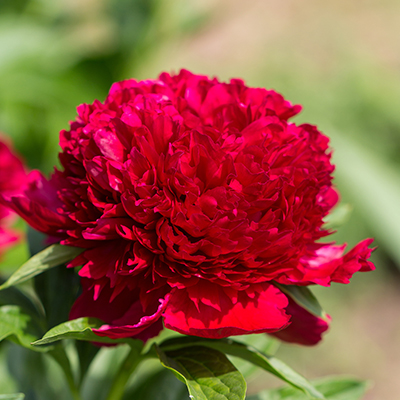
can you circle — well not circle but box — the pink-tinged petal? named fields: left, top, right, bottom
left=82, top=218, right=132, bottom=240
left=93, top=128, right=126, bottom=162
left=70, top=278, right=169, bottom=341
left=163, top=282, right=290, bottom=339
left=300, top=239, right=375, bottom=286
left=270, top=299, right=330, bottom=345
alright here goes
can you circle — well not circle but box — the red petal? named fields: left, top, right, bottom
left=270, top=299, right=330, bottom=345
left=163, top=282, right=290, bottom=339
left=70, top=279, right=169, bottom=341
left=300, top=239, right=375, bottom=286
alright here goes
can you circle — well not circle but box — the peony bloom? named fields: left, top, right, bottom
left=0, top=138, right=27, bottom=257
left=2, top=70, right=375, bottom=344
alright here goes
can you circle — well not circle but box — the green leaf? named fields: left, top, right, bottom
left=0, top=284, right=44, bottom=323
left=247, top=376, right=369, bottom=400
left=157, top=344, right=247, bottom=400
left=274, top=284, right=328, bottom=320
left=0, top=394, right=25, bottom=400
left=48, top=345, right=81, bottom=399
left=160, top=337, right=324, bottom=400
left=0, top=305, right=47, bottom=352
left=0, top=244, right=84, bottom=290
left=34, top=262, right=81, bottom=329
left=32, top=317, right=143, bottom=348
left=81, top=345, right=139, bottom=400
left=6, top=343, right=68, bottom=399
left=227, top=334, right=280, bottom=379
left=75, top=340, right=101, bottom=386
left=123, top=368, right=189, bottom=400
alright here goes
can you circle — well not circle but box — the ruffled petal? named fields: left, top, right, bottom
left=70, top=279, right=169, bottom=341
left=300, top=239, right=375, bottom=286
left=0, top=170, right=74, bottom=238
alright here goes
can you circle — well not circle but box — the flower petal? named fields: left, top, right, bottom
left=70, top=279, right=169, bottom=341
left=270, top=298, right=330, bottom=345
left=301, top=239, right=375, bottom=286
left=163, top=281, right=290, bottom=339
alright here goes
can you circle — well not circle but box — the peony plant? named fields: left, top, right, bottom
left=0, top=70, right=374, bottom=400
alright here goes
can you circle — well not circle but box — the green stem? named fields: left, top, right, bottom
left=49, top=347, right=82, bottom=400
left=105, top=346, right=143, bottom=400
left=64, top=373, right=82, bottom=400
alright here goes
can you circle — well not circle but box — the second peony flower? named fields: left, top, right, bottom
left=3, top=70, right=375, bottom=344
left=0, top=138, right=27, bottom=258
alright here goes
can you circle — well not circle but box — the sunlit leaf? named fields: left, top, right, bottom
left=32, top=317, right=142, bottom=348
left=157, top=344, right=247, bottom=400
left=0, top=305, right=47, bottom=352
left=160, top=337, right=324, bottom=400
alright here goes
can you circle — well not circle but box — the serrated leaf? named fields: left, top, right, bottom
left=0, top=244, right=83, bottom=290
left=32, top=317, right=143, bottom=348
left=157, top=345, right=247, bottom=400
left=0, top=394, right=25, bottom=400
left=274, top=284, right=327, bottom=320
left=160, top=337, right=324, bottom=400
left=0, top=305, right=47, bottom=352
left=247, top=376, right=369, bottom=400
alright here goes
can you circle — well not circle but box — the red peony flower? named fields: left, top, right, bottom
left=0, top=138, right=27, bottom=257
left=2, top=70, right=375, bottom=344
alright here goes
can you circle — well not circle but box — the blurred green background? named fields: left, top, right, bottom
left=0, top=0, right=399, bottom=399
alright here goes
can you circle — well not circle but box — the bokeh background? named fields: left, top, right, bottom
left=1, top=0, right=400, bottom=398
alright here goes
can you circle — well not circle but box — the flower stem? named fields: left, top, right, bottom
left=49, top=346, right=82, bottom=400
left=105, top=346, right=143, bottom=400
